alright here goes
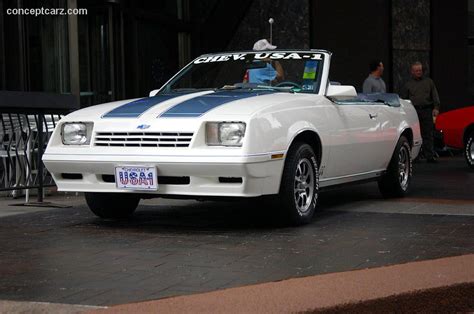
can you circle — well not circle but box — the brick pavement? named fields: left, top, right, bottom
left=0, top=204, right=473, bottom=306
left=0, top=156, right=472, bottom=307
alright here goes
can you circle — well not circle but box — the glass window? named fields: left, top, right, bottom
left=22, top=0, right=70, bottom=93
left=160, top=52, right=325, bottom=95
left=1, top=0, right=70, bottom=92
left=77, top=7, right=112, bottom=106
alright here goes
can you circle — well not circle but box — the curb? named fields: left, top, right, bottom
left=89, top=254, right=474, bottom=313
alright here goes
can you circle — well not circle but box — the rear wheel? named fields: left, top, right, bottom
left=465, top=131, right=474, bottom=169
left=85, top=192, right=140, bottom=219
left=278, top=142, right=319, bottom=225
left=378, top=136, right=412, bottom=198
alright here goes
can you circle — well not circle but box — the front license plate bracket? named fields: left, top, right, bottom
left=115, top=166, right=158, bottom=191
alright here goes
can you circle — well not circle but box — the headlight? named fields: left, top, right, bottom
left=206, top=122, right=246, bottom=146
left=61, top=122, right=93, bottom=145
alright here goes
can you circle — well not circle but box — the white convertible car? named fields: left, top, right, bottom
left=43, top=50, right=421, bottom=225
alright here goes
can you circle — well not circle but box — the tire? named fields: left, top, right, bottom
left=278, top=142, right=319, bottom=225
left=465, top=131, right=474, bottom=169
left=378, top=136, right=412, bottom=198
left=85, top=192, right=140, bottom=219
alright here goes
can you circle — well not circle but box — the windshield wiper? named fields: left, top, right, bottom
left=256, top=85, right=295, bottom=93
left=170, top=88, right=216, bottom=93
left=220, top=85, right=246, bottom=90
left=170, top=88, right=197, bottom=92
left=219, top=84, right=295, bottom=93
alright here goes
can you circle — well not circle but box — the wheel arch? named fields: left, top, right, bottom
left=287, top=129, right=322, bottom=167
left=463, top=123, right=474, bottom=145
left=400, top=128, right=414, bottom=147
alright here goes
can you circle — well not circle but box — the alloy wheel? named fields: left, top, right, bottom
left=294, top=158, right=315, bottom=214
left=398, top=145, right=410, bottom=190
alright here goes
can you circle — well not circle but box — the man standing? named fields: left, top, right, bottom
left=401, top=61, right=440, bottom=163
left=362, top=60, right=386, bottom=93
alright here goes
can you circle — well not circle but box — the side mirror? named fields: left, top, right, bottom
left=326, top=85, right=357, bottom=100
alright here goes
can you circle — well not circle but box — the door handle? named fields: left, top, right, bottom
left=369, top=113, right=378, bottom=119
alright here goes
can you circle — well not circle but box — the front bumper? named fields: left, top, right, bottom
left=43, top=153, right=284, bottom=197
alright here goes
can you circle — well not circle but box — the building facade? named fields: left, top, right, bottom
left=0, top=0, right=473, bottom=111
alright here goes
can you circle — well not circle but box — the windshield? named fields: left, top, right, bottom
left=159, top=51, right=325, bottom=94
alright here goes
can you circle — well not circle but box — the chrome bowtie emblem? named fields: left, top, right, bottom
left=137, top=124, right=151, bottom=130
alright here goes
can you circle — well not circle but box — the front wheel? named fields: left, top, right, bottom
left=278, top=143, right=319, bottom=225
left=378, top=136, right=412, bottom=198
left=85, top=192, right=140, bottom=219
left=465, top=131, right=474, bottom=169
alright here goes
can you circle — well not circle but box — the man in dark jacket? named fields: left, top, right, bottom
left=401, top=61, right=440, bottom=163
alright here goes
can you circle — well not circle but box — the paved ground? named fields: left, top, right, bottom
left=0, top=156, right=472, bottom=307
left=0, top=300, right=101, bottom=314
left=0, top=193, right=84, bottom=218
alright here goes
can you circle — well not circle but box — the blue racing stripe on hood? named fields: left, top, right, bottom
left=103, top=94, right=180, bottom=118
left=159, top=90, right=276, bottom=118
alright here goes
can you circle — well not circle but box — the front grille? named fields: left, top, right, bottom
left=94, top=132, right=193, bottom=147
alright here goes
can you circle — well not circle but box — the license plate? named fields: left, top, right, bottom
left=115, top=166, right=158, bottom=191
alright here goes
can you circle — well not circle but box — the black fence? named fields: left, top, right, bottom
left=0, top=91, right=79, bottom=202
left=0, top=113, right=61, bottom=196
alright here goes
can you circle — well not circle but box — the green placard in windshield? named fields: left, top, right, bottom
left=303, top=60, right=318, bottom=80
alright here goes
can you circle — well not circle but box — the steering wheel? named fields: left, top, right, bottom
left=275, top=81, right=302, bottom=89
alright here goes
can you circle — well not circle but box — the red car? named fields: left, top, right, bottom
left=435, top=106, right=474, bottom=169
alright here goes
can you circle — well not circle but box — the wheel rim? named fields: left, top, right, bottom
left=398, top=145, right=410, bottom=190
left=470, top=140, right=474, bottom=160
left=294, top=158, right=315, bottom=214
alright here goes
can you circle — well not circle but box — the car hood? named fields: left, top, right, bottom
left=64, top=90, right=317, bottom=121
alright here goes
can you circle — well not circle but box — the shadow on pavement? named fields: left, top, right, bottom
left=89, top=199, right=348, bottom=233
left=86, top=156, right=473, bottom=233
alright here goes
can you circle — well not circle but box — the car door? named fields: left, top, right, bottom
left=366, top=103, right=401, bottom=169
left=323, top=100, right=388, bottom=178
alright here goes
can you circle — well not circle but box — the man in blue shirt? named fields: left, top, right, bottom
left=248, top=39, right=284, bottom=85
left=362, top=60, right=386, bottom=93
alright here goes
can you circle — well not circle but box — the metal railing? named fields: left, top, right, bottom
left=0, top=113, right=62, bottom=201
left=0, top=91, right=79, bottom=203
